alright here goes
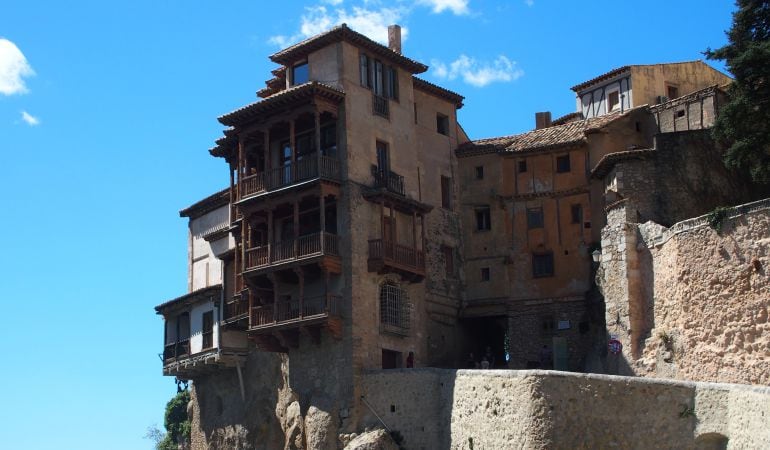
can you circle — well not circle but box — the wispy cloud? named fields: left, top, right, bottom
left=21, top=110, right=40, bottom=126
left=0, top=38, right=35, bottom=95
left=431, top=54, right=524, bottom=87
left=268, top=0, right=471, bottom=48
left=524, top=0, right=534, bottom=7
left=269, top=5, right=407, bottom=47
left=416, top=0, right=469, bottom=15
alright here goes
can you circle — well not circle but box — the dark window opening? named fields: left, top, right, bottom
left=676, top=109, right=686, bottom=118
left=376, top=141, right=389, bottom=171
left=518, top=160, right=527, bottom=173
left=541, top=315, right=555, bottom=334
left=437, top=114, right=449, bottom=135
left=571, top=204, right=583, bottom=224
left=441, top=175, right=452, bottom=209
left=475, top=207, right=491, bottom=231
left=556, top=155, right=571, bottom=173
left=360, top=54, right=371, bottom=88
left=481, top=267, right=490, bottom=281
left=202, top=311, right=214, bottom=349
left=527, top=208, right=544, bottom=229
left=442, top=245, right=454, bottom=277
left=608, top=90, right=620, bottom=111
left=475, top=166, right=484, bottom=180
left=385, top=66, right=398, bottom=100
left=533, top=252, right=554, bottom=278
left=667, top=85, right=679, bottom=100
left=291, top=62, right=309, bottom=86
left=413, top=102, right=418, bottom=124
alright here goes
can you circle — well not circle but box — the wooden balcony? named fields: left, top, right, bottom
left=371, top=166, right=405, bottom=196
left=244, top=232, right=340, bottom=274
left=368, top=239, right=425, bottom=280
left=248, top=295, right=343, bottom=351
left=163, top=339, right=190, bottom=362
left=223, top=293, right=249, bottom=325
left=373, top=93, right=389, bottom=118
left=240, top=156, right=340, bottom=200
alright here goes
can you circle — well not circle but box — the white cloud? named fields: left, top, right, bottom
left=431, top=54, right=523, bottom=87
left=270, top=5, right=408, bottom=47
left=416, top=0, right=469, bottom=15
left=21, top=110, right=39, bottom=126
left=0, top=38, right=34, bottom=95
left=524, top=0, right=534, bottom=7
left=323, top=0, right=344, bottom=4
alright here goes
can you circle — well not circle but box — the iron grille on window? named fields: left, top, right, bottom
left=379, top=283, right=411, bottom=335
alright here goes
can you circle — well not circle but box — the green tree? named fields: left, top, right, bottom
left=145, top=390, right=191, bottom=450
left=706, top=0, right=770, bottom=183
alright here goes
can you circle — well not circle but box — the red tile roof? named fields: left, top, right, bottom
left=412, top=77, right=464, bottom=108
left=270, top=24, right=427, bottom=74
left=456, top=108, right=640, bottom=158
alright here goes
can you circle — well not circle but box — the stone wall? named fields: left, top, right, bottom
left=360, top=368, right=770, bottom=450
left=600, top=199, right=770, bottom=385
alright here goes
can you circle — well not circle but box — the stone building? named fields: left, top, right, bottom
left=155, top=24, right=759, bottom=446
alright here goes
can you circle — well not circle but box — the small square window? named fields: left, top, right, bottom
left=475, top=206, right=491, bottom=231
left=541, top=315, right=555, bottom=334
left=475, top=166, right=484, bottom=180
left=527, top=208, right=544, bottom=229
left=571, top=204, right=583, bottom=224
left=437, top=114, right=449, bottom=135
left=608, top=90, right=620, bottom=112
left=556, top=155, right=571, bottom=173
left=533, top=252, right=554, bottom=278
left=481, top=267, right=490, bottom=281
left=667, top=85, right=679, bottom=99
left=518, top=160, right=527, bottom=173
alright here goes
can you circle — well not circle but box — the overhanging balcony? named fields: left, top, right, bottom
left=163, top=339, right=190, bottom=362
left=371, top=166, right=405, bottom=196
left=240, top=156, right=340, bottom=200
left=244, top=232, right=340, bottom=274
left=368, top=239, right=425, bottom=280
left=223, top=292, right=249, bottom=325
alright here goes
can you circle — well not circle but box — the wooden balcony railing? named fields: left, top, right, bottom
left=245, top=232, right=340, bottom=271
left=224, top=293, right=249, bottom=323
left=373, top=94, right=389, bottom=118
left=240, top=156, right=340, bottom=199
left=368, top=239, right=425, bottom=273
left=250, top=294, right=341, bottom=329
left=371, top=165, right=405, bottom=196
left=163, top=338, right=190, bottom=361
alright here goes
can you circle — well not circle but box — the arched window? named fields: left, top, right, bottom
left=380, top=282, right=410, bottom=335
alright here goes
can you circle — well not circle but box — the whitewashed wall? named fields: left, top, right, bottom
left=576, top=75, right=633, bottom=119
left=190, top=205, right=232, bottom=291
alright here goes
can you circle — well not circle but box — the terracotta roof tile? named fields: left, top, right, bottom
left=412, top=77, right=464, bottom=108
left=456, top=108, right=640, bottom=158
left=590, top=148, right=656, bottom=179
left=179, top=188, right=230, bottom=218
left=270, top=24, right=427, bottom=74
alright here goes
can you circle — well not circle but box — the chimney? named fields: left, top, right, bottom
left=388, top=25, right=402, bottom=54
left=535, top=111, right=552, bottom=130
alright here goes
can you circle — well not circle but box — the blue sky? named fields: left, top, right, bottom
left=0, top=1, right=735, bottom=448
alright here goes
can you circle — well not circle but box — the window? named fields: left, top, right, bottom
left=607, top=90, right=620, bottom=112
left=518, top=160, right=527, bottom=173
left=380, top=282, right=410, bottom=334
left=442, top=245, right=454, bottom=276
left=291, top=62, right=309, bottom=86
left=571, top=204, right=583, bottom=224
left=374, top=60, right=384, bottom=96
left=556, top=155, right=571, bottom=173
left=437, top=113, right=449, bottom=135
left=382, top=349, right=403, bottom=369
left=202, top=311, right=214, bottom=349
left=376, top=141, right=389, bottom=171
left=475, top=166, right=484, bottom=180
left=527, top=208, right=544, bottom=229
left=385, top=66, right=398, bottom=100
left=475, top=206, right=491, bottom=231
left=481, top=267, right=490, bottom=281
left=533, top=252, right=554, bottom=278
left=414, top=102, right=418, bottom=124
left=541, top=315, right=555, bottom=334
left=360, top=54, right=371, bottom=88
left=320, top=124, right=337, bottom=157
left=667, top=84, right=679, bottom=99
left=441, top=175, right=452, bottom=209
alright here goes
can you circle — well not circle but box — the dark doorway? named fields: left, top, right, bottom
left=460, top=316, right=507, bottom=369
left=382, top=349, right=402, bottom=369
